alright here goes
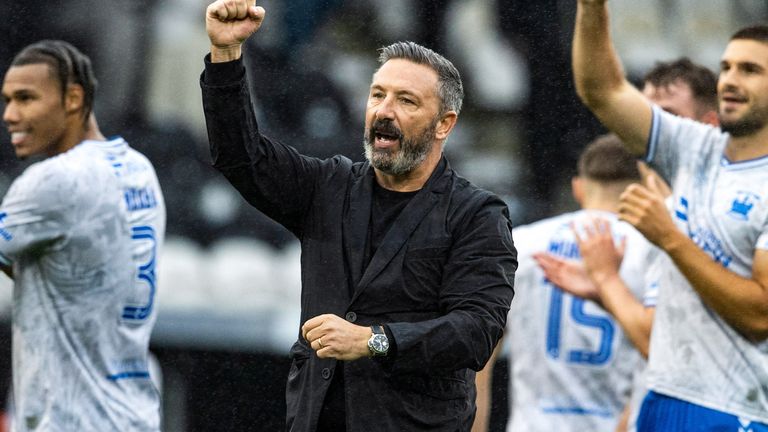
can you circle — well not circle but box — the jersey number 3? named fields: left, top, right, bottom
left=122, top=225, right=157, bottom=322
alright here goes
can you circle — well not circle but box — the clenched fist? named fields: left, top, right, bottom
left=205, top=0, right=266, bottom=62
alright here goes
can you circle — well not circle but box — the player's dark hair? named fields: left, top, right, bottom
left=643, top=57, right=717, bottom=112
left=578, top=134, right=640, bottom=183
left=730, top=24, right=768, bottom=44
left=377, top=41, right=464, bottom=116
left=11, top=40, right=97, bottom=124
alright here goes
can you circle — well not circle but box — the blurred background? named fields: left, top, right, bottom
left=0, top=0, right=765, bottom=430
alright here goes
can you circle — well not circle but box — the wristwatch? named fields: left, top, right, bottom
left=367, top=325, right=390, bottom=357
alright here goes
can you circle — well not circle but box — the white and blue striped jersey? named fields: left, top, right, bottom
left=506, top=210, right=654, bottom=432
left=644, top=105, right=768, bottom=423
left=0, top=137, right=165, bottom=431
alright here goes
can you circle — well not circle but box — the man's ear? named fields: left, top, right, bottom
left=64, top=83, right=84, bottom=115
left=571, top=177, right=585, bottom=206
left=435, top=111, right=458, bottom=140
left=700, top=110, right=719, bottom=127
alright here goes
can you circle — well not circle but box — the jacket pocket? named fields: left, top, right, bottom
left=287, top=341, right=310, bottom=381
left=406, top=238, right=452, bottom=261
left=286, top=341, right=310, bottom=425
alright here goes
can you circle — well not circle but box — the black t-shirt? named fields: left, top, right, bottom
left=317, top=180, right=417, bottom=432
left=365, top=181, right=419, bottom=268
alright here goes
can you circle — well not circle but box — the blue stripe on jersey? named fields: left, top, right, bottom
left=675, top=197, right=689, bottom=221
left=721, top=153, right=768, bottom=171
left=542, top=406, right=613, bottom=418
left=645, top=105, right=662, bottom=163
left=0, top=212, right=11, bottom=242
left=106, top=370, right=151, bottom=381
left=637, top=391, right=768, bottom=431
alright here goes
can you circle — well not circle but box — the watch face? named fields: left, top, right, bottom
left=369, top=333, right=389, bottom=354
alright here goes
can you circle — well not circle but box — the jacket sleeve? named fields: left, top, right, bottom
left=386, top=194, right=517, bottom=373
left=200, top=55, right=325, bottom=236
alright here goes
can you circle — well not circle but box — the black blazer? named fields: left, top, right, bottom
left=201, top=57, right=517, bottom=432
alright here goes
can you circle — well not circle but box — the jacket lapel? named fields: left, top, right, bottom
left=342, top=163, right=374, bottom=288
left=350, top=158, right=451, bottom=303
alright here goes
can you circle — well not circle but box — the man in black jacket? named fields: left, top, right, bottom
left=201, top=2, right=517, bottom=431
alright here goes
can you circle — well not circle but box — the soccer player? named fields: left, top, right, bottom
left=572, top=0, right=768, bottom=429
left=535, top=57, right=719, bottom=431
left=0, top=40, right=165, bottom=430
left=474, top=134, right=652, bottom=431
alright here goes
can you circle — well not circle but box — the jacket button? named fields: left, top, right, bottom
left=345, top=312, right=357, bottom=322
left=321, top=368, right=332, bottom=380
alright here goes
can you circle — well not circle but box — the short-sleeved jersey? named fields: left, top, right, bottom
left=644, top=106, right=768, bottom=423
left=0, top=137, right=166, bottom=431
left=506, top=209, right=653, bottom=431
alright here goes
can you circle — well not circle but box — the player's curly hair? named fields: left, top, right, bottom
left=578, top=134, right=640, bottom=183
left=11, top=40, right=97, bottom=125
left=642, top=58, right=717, bottom=112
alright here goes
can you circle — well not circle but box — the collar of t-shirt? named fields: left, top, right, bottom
left=365, top=181, right=419, bottom=268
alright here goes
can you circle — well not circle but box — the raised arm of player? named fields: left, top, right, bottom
left=573, top=0, right=653, bottom=155
left=205, top=0, right=266, bottom=62
left=620, top=178, right=768, bottom=342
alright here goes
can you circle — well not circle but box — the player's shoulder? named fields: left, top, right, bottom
left=653, top=104, right=720, bottom=134
left=7, top=149, right=116, bottom=215
left=511, top=211, right=581, bottom=258
left=651, top=105, right=728, bottom=152
left=514, top=211, right=580, bottom=239
left=610, top=217, right=650, bottom=245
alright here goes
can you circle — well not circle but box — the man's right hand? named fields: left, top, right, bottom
left=205, top=0, right=266, bottom=62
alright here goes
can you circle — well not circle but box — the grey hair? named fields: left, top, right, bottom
left=377, top=41, right=464, bottom=116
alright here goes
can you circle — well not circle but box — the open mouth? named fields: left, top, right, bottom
left=375, top=131, right=400, bottom=141
left=371, top=121, right=403, bottom=148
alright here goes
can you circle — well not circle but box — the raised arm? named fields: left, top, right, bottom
left=573, top=0, right=652, bottom=155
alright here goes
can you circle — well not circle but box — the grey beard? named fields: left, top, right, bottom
left=364, top=125, right=435, bottom=176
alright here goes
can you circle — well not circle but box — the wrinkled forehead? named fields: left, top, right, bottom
left=372, top=59, right=439, bottom=95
